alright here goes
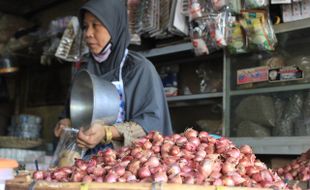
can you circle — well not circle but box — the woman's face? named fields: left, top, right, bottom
left=83, top=11, right=111, bottom=55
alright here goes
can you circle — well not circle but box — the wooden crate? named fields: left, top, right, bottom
left=5, top=178, right=271, bottom=190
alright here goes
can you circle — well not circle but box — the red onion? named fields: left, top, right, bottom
left=169, top=174, right=183, bottom=183
left=198, top=131, right=209, bottom=139
left=225, top=148, right=241, bottom=159
left=113, top=165, right=126, bottom=176
left=199, top=159, right=214, bottom=178
left=52, top=170, right=67, bottom=181
left=128, top=160, right=141, bottom=175
left=105, top=173, right=118, bottom=183
left=170, top=146, right=181, bottom=156
left=71, top=170, right=87, bottom=182
left=188, top=137, right=201, bottom=147
left=222, top=176, right=235, bottom=186
left=252, top=172, right=263, bottom=182
left=138, top=167, right=151, bottom=178
left=33, top=171, right=44, bottom=180
left=152, top=145, right=160, bottom=153
left=196, top=150, right=207, bottom=158
left=153, top=171, right=168, bottom=183
left=210, top=171, right=221, bottom=179
left=143, top=140, right=152, bottom=150
left=184, top=142, right=197, bottom=152
left=222, top=161, right=236, bottom=175
left=184, top=128, right=198, bottom=139
left=167, top=164, right=181, bottom=177
left=184, top=176, right=195, bottom=184
left=176, top=136, right=187, bottom=146
left=144, top=156, right=160, bottom=168
left=171, top=134, right=181, bottom=141
left=260, top=170, right=273, bottom=182
left=181, top=165, right=192, bottom=173
left=140, top=177, right=153, bottom=183
left=75, top=159, right=88, bottom=171
left=152, top=131, right=164, bottom=145
left=213, top=178, right=223, bottom=185
left=131, top=147, right=142, bottom=157
left=82, top=175, right=93, bottom=182
left=239, top=145, right=253, bottom=154
left=246, top=166, right=260, bottom=176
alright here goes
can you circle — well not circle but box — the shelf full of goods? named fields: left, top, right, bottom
left=7, top=129, right=298, bottom=190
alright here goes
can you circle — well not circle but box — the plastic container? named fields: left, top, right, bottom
left=0, top=158, right=18, bottom=190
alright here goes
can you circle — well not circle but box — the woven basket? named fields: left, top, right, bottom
left=0, top=136, right=43, bottom=149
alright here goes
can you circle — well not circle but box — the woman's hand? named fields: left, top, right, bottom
left=77, top=120, right=106, bottom=149
left=54, top=118, right=71, bottom=138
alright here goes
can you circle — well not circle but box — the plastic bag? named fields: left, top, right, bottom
left=273, top=93, right=303, bottom=136
left=190, top=11, right=228, bottom=55
left=50, top=128, right=85, bottom=168
left=237, top=120, right=271, bottom=137
left=189, top=0, right=229, bottom=21
left=240, top=10, right=277, bottom=52
left=241, top=0, right=268, bottom=9
left=235, top=95, right=276, bottom=128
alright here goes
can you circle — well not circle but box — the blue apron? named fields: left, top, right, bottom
left=84, top=49, right=128, bottom=159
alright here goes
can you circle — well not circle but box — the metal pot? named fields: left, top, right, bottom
left=70, top=70, right=120, bottom=129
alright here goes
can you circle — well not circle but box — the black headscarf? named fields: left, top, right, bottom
left=78, top=0, right=173, bottom=136
left=79, top=0, right=130, bottom=72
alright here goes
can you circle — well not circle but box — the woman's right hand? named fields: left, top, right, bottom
left=54, top=118, right=71, bottom=137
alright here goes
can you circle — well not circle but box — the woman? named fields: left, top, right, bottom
left=54, top=0, right=173, bottom=155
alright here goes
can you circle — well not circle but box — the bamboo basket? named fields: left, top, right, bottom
left=0, top=136, right=42, bottom=149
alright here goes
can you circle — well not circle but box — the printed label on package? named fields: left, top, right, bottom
left=237, top=66, right=269, bottom=85
left=269, top=66, right=304, bottom=82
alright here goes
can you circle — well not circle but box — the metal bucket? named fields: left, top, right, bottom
left=70, top=70, right=120, bottom=129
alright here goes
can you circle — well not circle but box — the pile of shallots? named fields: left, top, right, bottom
left=275, top=151, right=310, bottom=182
left=33, top=129, right=287, bottom=188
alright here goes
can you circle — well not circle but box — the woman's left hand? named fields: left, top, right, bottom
left=77, top=121, right=107, bottom=149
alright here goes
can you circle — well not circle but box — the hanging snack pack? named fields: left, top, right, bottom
left=211, top=0, right=228, bottom=11
left=242, top=0, right=269, bottom=9
left=190, top=11, right=228, bottom=55
left=239, top=10, right=277, bottom=51
left=227, top=15, right=247, bottom=54
left=50, top=128, right=85, bottom=168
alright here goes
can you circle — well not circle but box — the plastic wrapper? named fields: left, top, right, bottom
left=241, top=0, right=268, bottom=9
left=235, top=95, right=276, bottom=128
left=288, top=56, right=310, bottom=83
left=273, top=93, right=303, bottom=136
left=50, top=128, right=85, bottom=168
left=227, top=15, right=247, bottom=54
left=294, top=91, right=310, bottom=136
left=196, top=64, right=222, bottom=93
left=189, top=0, right=229, bottom=21
left=240, top=10, right=277, bottom=52
left=211, top=0, right=228, bottom=11
left=128, top=0, right=143, bottom=45
left=263, top=55, right=286, bottom=68
left=190, top=11, right=228, bottom=55
left=237, top=120, right=271, bottom=137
